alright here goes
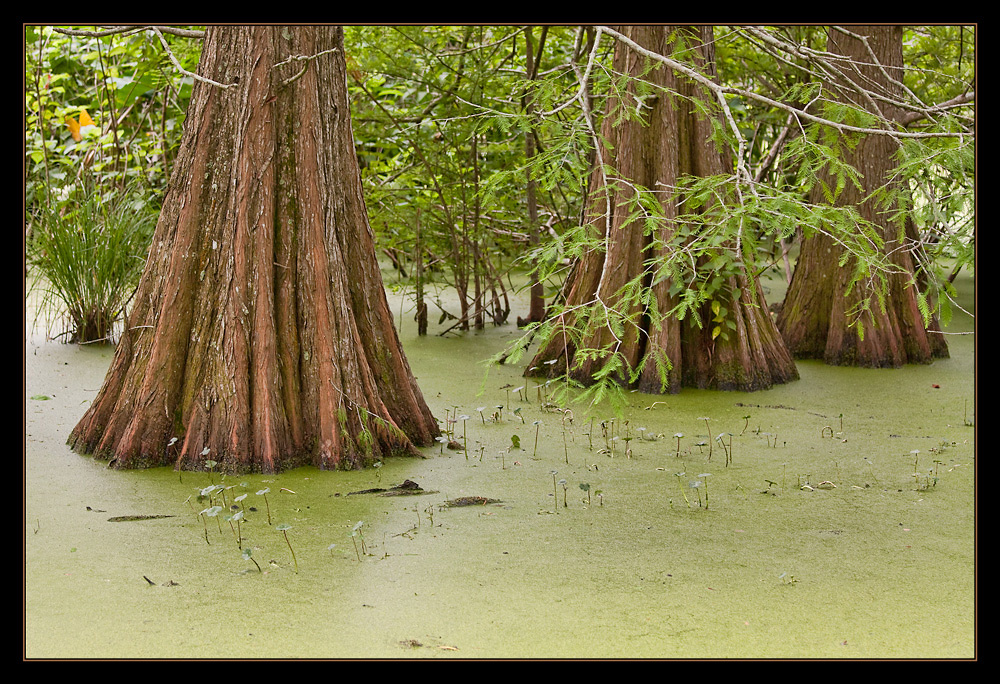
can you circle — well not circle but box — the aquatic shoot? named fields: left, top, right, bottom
left=276, top=523, right=298, bottom=573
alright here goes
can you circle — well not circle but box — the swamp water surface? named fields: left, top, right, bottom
left=24, top=274, right=975, bottom=658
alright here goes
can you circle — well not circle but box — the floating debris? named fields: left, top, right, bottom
left=347, top=479, right=434, bottom=497
left=444, top=496, right=502, bottom=507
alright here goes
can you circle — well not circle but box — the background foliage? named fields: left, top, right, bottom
left=25, top=25, right=199, bottom=342
left=24, top=26, right=974, bottom=370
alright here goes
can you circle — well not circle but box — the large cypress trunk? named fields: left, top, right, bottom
left=777, top=25, right=949, bottom=366
left=69, top=26, right=439, bottom=473
left=528, top=26, right=798, bottom=393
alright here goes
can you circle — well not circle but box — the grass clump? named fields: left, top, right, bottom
left=26, top=183, right=156, bottom=344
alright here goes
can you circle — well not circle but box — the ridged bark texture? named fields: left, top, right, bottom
left=69, top=26, right=439, bottom=473
left=527, top=26, right=798, bottom=393
left=777, top=25, right=949, bottom=367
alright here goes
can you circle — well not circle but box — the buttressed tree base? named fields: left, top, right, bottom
left=777, top=25, right=949, bottom=367
left=527, top=25, right=798, bottom=394
left=69, top=26, right=439, bottom=473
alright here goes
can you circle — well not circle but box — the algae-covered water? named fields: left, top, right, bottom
left=24, top=272, right=975, bottom=659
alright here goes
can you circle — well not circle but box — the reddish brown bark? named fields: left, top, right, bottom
left=777, top=26, right=949, bottom=366
left=68, top=26, right=438, bottom=473
left=527, top=26, right=798, bottom=393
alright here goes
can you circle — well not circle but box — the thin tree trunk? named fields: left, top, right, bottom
left=522, top=26, right=546, bottom=326
left=69, top=26, right=438, bottom=473
left=414, top=210, right=428, bottom=336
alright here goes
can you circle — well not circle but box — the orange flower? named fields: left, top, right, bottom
left=66, top=109, right=96, bottom=141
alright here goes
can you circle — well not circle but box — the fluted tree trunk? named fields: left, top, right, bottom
left=777, top=25, right=949, bottom=366
left=69, top=25, right=439, bottom=473
left=527, top=25, right=798, bottom=393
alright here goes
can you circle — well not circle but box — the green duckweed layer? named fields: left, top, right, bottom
left=25, top=272, right=975, bottom=659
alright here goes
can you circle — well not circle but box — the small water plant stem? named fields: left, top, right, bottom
left=276, top=523, right=298, bottom=573
left=242, top=547, right=262, bottom=573
left=459, top=415, right=470, bottom=455
left=501, top=384, right=512, bottom=409
left=256, top=488, right=272, bottom=524
left=533, top=420, right=542, bottom=458
left=198, top=508, right=211, bottom=544
left=700, top=417, right=713, bottom=461
left=225, top=511, right=244, bottom=548
left=351, top=523, right=363, bottom=561
left=561, top=412, right=571, bottom=464
left=699, top=474, right=711, bottom=509
left=201, top=504, right=223, bottom=538
left=674, top=472, right=690, bottom=507
left=690, top=479, right=702, bottom=507
left=233, top=510, right=244, bottom=547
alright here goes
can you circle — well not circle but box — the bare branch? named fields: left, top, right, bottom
left=598, top=26, right=970, bottom=141
left=51, top=25, right=204, bottom=39
left=739, top=26, right=973, bottom=133
left=149, top=27, right=235, bottom=90
left=273, top=47, right=340, bottom=88
left=900, top=90, right=975, bottom=127
left=49, top=25, right=231, bottom=90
